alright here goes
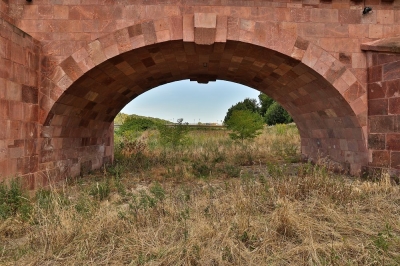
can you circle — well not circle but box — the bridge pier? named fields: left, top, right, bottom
left=363, top=38, right=400, bottom=178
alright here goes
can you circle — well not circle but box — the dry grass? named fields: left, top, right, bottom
left=1, top=125, right=399, bottom=265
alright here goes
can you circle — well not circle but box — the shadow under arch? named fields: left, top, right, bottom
left=41, top=39, right=368, bottom=179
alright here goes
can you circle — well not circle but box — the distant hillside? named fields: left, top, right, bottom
left=114, top=113, right=170, bottom=125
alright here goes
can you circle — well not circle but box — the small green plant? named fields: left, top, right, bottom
left=89, top=179, right=111, bottom=201
left=150, top=182, right=166, bottom=202
left=135, top=190, right=157, bottom=210
left=35, top=189, right=53, bottom=210
left=221, top=164, right=240, bottom=178
left=192, top=161, right=211, bottom=178
left=0, top=179, right=32, bottom=221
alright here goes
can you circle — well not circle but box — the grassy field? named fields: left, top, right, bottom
left=1, top=124, right=400, bottom=265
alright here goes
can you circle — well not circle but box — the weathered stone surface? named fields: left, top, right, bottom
left=3, top=1, right=400, bottom=184
left=194, top=13, right=217, bottom=45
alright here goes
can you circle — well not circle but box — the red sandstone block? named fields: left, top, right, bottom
left=389, top=97, right=400, bottom=114
left=369, top=24, right=383, bottom=39
left=227, top=17, right=239, bottom=40
left=370, top=150, right=390, bottom=167
left=368, top=133, right=386, bottom=150
left=347, top=140, right=359, bottom=152
left=156, top=30, right=171, bottom=43
left=298, top=23, right=325, bottom=37
left=386, top=134, right=400, bottom=151
left=0, top=140, right=6, bottom=160
left=22, top=5, right=38, bottom=19
left=0, top=160, right=9, bottom=178
left=154, top=18, right=170, bottom=32
left=274, top=8, right=290, bottom=21
left=339, top=10, right=361, bottom=24
left=373, top=53, right=400, bottom=66
left=77, top=57, right=95, bottom=73
left=290, top=8, right=310, bottom=22
left=53, top=5, right=69, bottom=19
left=9, top=146, right=23, bottom=159
left=57, top=75, right=73, bottom=90
left=0, top=58, right=12, bottom=80
left=385, top=79, right=400, bottom=98
left=377, top=10, right=394, bottom=25
left=391, top=152, right=400, bottom=169
left=10, top=42, right=24, bottom=65
left=9, top=101, right=24, bottom=121
left=0, top=78, right=5, bottom=99
left=369, top=99, right=388, bottom=116
left=310, top=9, right=338, bottom=23
left=142, top=21, right=157, bottom=45
left=5, top=80, right=21, bottom=101
left=368, top=82, right=386, bottom=99
left=333, top=77, right=350, bottom=94
left=383, top=60, right=400, bottom=81
left=170, top=16, right=183, bottom=40
left=0, top=36, right=10, bottom=59
left=98, top=34, right=117, bottom=52
left=87, top=40, right=107, bottom=66
left=324, top=23, right=349, bottom=38
left=0, top=99, right=8, bottom=120
left=369, top=115, right=394, bottom=133
left=103, top=44, right=119, bottom=59
left=340, top=69, right=357, bottom=87
left=368, top=65, right=382, bottom=83
left=21, top=85, right=38, bottom=104
left=38, top=5, right=53, bottom=19
left=114, top=28, right=132, bottom=53
left=352, top=53, right=367, bottom=69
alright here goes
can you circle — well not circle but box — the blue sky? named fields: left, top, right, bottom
left=121, top=80, right=260, bottom=124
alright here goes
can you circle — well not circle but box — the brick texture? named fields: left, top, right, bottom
left=2, top=0, right=400, bottom=184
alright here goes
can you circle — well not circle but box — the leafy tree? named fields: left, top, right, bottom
left=264, top=102, right=293, bottom=125
left=223, top=98, right=260, bottom=124
left=114, top=113, right=129, bottom=125
left=225, top=110, right=264, bottom=143
left=158, top=118, right=190, bottom=147
left=258, top=93, right=274, bottom=116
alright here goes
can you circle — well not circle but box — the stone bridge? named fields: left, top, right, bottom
left=1, top=0, right=400, bottom=187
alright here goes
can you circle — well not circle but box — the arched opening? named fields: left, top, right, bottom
left=41, top=40, right=367, bottom=179
left=119, top=79, right=261, bottom=124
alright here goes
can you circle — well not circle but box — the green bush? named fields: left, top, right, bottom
left=158, top=118, right=190, bottom=148
left=225, top=110, right=264, bottom=143
left=117, top=116, right=157, bottom=135
left=264, top=102, right=292, bottom=125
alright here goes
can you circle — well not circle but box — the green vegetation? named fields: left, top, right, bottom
left=116, top=114, right=169, bottom=136
left=264, top=101, right=293, bottom=125
left=1, top=116, right=399, bottom=265
left=223, top=98, right=260, bottom=123
left=225, top=109, right=264, bottom=143
left=157, top=118, right=190, bottom=147
left=224, top=93, right=292, bottom=125
left=0, top=179, right=32, bottom=221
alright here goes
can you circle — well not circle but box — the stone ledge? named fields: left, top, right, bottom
left=361, top=37, right=400, bottom=53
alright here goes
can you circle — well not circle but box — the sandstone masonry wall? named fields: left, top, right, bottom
left=0, top=11, right=41, bottom=187
left=363, top=38, right=400, bottom=177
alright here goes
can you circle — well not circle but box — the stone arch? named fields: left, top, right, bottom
left=39, top=15, right=368, bottom=180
